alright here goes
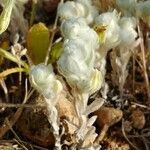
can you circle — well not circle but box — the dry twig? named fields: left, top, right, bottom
left=122, top=119, right=140, bottom=150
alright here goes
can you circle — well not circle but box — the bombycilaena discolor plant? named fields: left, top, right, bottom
left=30, top=0, right=104, bottom=149
left=28, top=0, right=150, bottom=148
left=29, top=0, right=140, bottom=148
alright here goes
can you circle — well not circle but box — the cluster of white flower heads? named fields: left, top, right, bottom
left=94, top=10, right=137, bottom=50
left=29, top=64, right=62, bottom=100
left=57, top=0, right=98, bottom=24
left=58, top=17, right=102, bottom=94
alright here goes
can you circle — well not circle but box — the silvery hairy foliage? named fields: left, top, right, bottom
left=70, top=94, right=103, bottom=148
left=57, top=0, right=98, bottom=24
left=29, top=64, right=63, bottom=149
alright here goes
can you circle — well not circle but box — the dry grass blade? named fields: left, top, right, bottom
left=44, top=0, right=64, bottom=65
left=0, top=103, right=45, bottom=108
left=131, top=102, right=150, bottom=110
left=137, top=24, right=150, bottom=103
left=44, top=13, right=59, bottom=65
left=0, top=67, right=26, bottom=79
left=0, top=79, right=9, bottom=102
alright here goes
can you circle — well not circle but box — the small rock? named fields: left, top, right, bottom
left=56, top=93, right=79, bottom=135
left=123, top=120, right=133, bottom=133
left=131, top=109, right=145, bottom=129
left=56, top=93, right=77, bottom=119
left=95, top=106, right=123, bottom=127
left=16, top=109, right=55, bottom=147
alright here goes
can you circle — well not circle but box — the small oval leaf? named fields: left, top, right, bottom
left=27, top=22, right=50, bottom=64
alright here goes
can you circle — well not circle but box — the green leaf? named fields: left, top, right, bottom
left=49, top=42, right=63, bottom=63
left=0, top=0, right=14, bottom=34
left=27, top=22, right=50, bottom=64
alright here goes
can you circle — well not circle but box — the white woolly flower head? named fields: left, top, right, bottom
left=95, top=10, right=119, bottom=25
left=118, top=17, right=137, bottom=47
left=76, top=0, right=99, bottom=24
left=60, top=17, right=87, bottom=39
left=58, top=39, right=95, bottom=78
left=61, top=17, right=99, bottom=49
left=57, top=38, right=102, bottom=94
left=58, top=1, right=85, bottom=19
left=94, top=10, right=120, bottom=49
left=29, top=63, right=62, bottom=100
left=57, top=0, right=98, bottom=24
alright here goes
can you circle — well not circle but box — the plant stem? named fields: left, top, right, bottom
left=44, top=13, right=59, bottom=65
left=30, top=0, right=37, bottom=26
